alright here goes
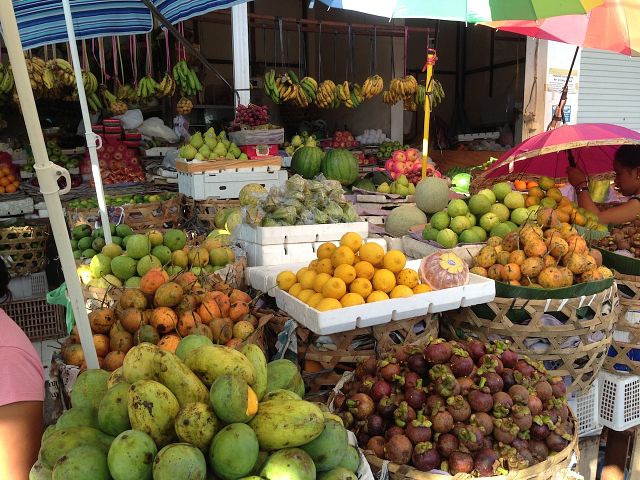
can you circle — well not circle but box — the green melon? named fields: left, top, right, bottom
left=291, top=146, right=324, bottom=179
left=384, top=205, right=428, bottom=237
left=321, top=149, right=359, bottom=186
left=415, top=177, right=450, bottom=214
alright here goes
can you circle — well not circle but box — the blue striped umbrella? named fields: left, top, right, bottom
left=6, top=0, right=252, bottom=51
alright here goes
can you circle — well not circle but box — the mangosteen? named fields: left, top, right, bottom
left=428, top=364, right=453, bottom=381
left=393, top=401, right=416, bottom=427
left=500, top=349, right=519, bottom=370
left=356, top=357, right=378, bottom=379
left=508, top=384, right=530, bottom=405
left=356, top=429, right=370, bottom=447
left=529, top=439, right=549, bottom=462
left=435, top=374, right=461, bottom=398
left=385, top=434, right=413, bottom=464
left=546, top=431, right=570, bottom=452
left=474, top=448, right=499, bottom=476
left=424, top=340, right=453, bottom=365
left=530, top=421, right=551, bottom=441
left=512, top=405, right=533, bottom=431
left=436, top=432, right=458, bottom=458
left=432, top=408, right=455, bottom=433
left=366, top=414, right=387, bottom=436
left=379, top=360, right=402, bottom=382
left=405, top=387, right=427, bottom=411
left=446, top=395, right=472, bottom=422
left=515, top=359, right=535, bottom=378
left=367, top=436, right=386, bottom=458
left=394, top=345, right=412, bottom=364
left=479, top=353, right=504, bottom=374
left=511, top=437, right=529, bottom=453
left=405, top=413, right=432, bottom=445
left=371, top=379, right=393, bottom=403
left=412, top=442, right=441, bottom=472
left=408, top=353, right=428, bottom=376
left=546, top=397, right=570, bottom=421
left=338, top=411, right=355, bottom=429
left=457, top=425, right=484, bottom=452
left=450, top=348, right=475, bottom=377
left=468, top=389, right=494, bottom=413
left=493, top=418, right=520, bottom=444
left=333, top=393, right=346, bottom=411
left=456, top=376, right=475, bottom=395
left=385, top=425, right=405, bottom=441
left=466, top=339, right=487, bottom=362
left=347, top=393, right=375, bottom=420
left=359, top=375, right=375, bottom=394
left=501, top=368, right=517, bottom=391
left=470, top=412, right=493, bottom=435
left=426, top=394, right=445, bottom=411
left=528, top=395, right=544, bottom=416
left=449, top=451, right=474, bottom=474
left=492, top=391, right=514, bottom=419
left=481, top=372, right=504, bottom=394
left=535, top=380, right=553, bottom=402
left=518, top=448, right=536, bottom=467
left=377, top=396, right=398, bottom=418
left=403, top=371, right=420, bottom=390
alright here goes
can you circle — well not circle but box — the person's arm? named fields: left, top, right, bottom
left=0, top=401, right=43, bottom=479
left=587, top=196, right=640, bottom=225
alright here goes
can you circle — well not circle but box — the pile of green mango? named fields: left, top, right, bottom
left=32, top=340, right=361, bottom=480
left=67, top=192, right=177, bottom=209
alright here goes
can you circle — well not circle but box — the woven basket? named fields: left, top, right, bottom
left=0, top=222, right=49, bottom=277
left=364, top=414, right=579, bottom=480
left=469, top=170, right=613, bottom=195
left=298, top=315, right=439, bottom=393
left=604, top=272, right=640, bottom=374
left=181, top=195, right=241, bottom=230
left=445, top=285, right=619, bottom=395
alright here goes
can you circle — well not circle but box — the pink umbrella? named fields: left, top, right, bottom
left=478, top=123, right=640, bottom=181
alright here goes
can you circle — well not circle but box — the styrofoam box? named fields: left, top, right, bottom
left=598, top=370, right=640, bottom=431
left=235, top=222, right=369, bottom=246
left=8, top=271, right=49, bottom=300
left=0, top=196, right=34, bottom=217
left=178, top=169, right=287, bottom=200
left=402, top=235, right=484, bottom=264
left=568, top=378, right=601, bottom=438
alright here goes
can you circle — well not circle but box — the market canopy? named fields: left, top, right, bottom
left=3, top=0, right=253, bottom=50
left=317, top=0, right=603, bottom=22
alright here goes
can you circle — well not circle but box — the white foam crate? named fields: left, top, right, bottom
left=8, top=272, right=48, bottom=300
left=0, top=195, right=34, bottom=217
left=235, top=222, right=369, bottom=246
left=598, top=370, right=640, bottom=431
left=568, top=378, right=601, bottom=438
left=178, top=169, right=287, bottom=200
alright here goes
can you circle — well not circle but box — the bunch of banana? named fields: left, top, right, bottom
left=117, top=84, right=138, bottom=104
left=315, top=80, right=337, bottom=109
left=101, top=88, right=128, bottom=115
left=25, top=57, right=47, bottom=94
left=156, top=73, right=176, bottom=97
left=86, top=92, right=103, bottom=113
left=263, top=70, right=281, bottom=104
left=362, top=75, right=384, bottom=99
left=0, top=66, right=15, bottom=95
left=46, top=58, right=76, bottom=87
left=403, top=96, right=417, bottom=112
left=137, top=75, right=159, bottom=100
left=172, top=60, right=202, bottom=97
left=81, top=70, right=98, bottom=96
left=415, top=84, right=426, bottom=107
left=299, top=77, right=317, bottom=102
left=429, top=79, right=445, bottom=108
left=389, top=75, right=418, bottom=100
left=177, top=96, right=193, bottom=116
left=336, top=81, right=355, bottom=107
left=383, top=89, right=401, bottom=106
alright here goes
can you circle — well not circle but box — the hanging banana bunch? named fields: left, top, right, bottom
left=415, top=79, right=445, bottom=109
left=362, top=74, right=384, bottom=99
left=172, top=60, right=202, bottom=97
left=383, top=89, right=401, bottom=106
left=315, top=80, right=339, bottom=109
left=137, top=75, right=159, bottom=101
left=156, top=72, right=176, bottom=98
left=46, top=58, right=76, bottom=88
left=101, top=86, right=127, bottom=115
left=117, top=84, right=138, bottom=104
left=0, top=65, right=15, bottom=95
left=81, top=70, right=98, bottom=96
left=263, top=70, right=281, bottom=104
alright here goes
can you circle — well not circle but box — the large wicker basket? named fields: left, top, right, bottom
left=0, top=222, right=49, bottom=277
left=604, top=272, right=640, bottom=374
left=445, top=284, right=619, bottom=395
left=181, top=195, right=241, bottom=231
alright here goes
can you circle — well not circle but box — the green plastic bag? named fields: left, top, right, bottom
left=46, top=283, right=75, bottom=334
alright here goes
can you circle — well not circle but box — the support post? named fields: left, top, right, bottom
left=232, top=3, right=251, bottom=106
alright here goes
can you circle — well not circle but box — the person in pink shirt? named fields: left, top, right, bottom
left=0, top=258, right=45, bottom=479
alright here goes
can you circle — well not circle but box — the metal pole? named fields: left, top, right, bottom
left=547, top=46, right=580, bottom=131
left=232, top=3, right=251, bottom=106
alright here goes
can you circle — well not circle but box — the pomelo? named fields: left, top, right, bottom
left=479, top=212, right=500, bottom=232
left=450, top=216, right=471, bottom=235
left=111, top=256, right=138, bottom=281
left=459, top=229, right=482, bottom=244
left=125, top=276, right=141, bottom=288
left=415, top=177, right=450, bottom=214
left=504, top=221, right=519, bottom=232
left=478, top=188, right=497, bottom=204
left=470, top=226, right=488, bottom=242
left=422, top=226, right=439, bottom=241
left=430, top=211, right=450, bottom=230
left=148, top=230, right=164, bottom=247
left=465, top=212, right=477, bottom=227
left=89, top=253, right=112, bottom=278
left=490, top=223, right=512, bottom=238
left=510, top=207, right=530, bottom=226
left=137, top=255, right=162, bottom=277
left=172, top=250, right=189, bottom=268
left=436, top=228, right=458, bottom=248
left=492, top=182, right=512, bottom=202
left=468, top=194, right=492, bottom=216
left=115, top=224, right=133, bottom=238
left=102, top=243, right=123, bottom=259
left=491, top=203, right=511, bottom=222
left=126, top=234, right=151, bottom=259
left=209, top=248, right=229, bottom=267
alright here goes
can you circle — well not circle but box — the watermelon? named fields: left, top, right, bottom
left=353, top=178, right=375, bottom=192
left=321, top=149, right=359, bottom=186
left=291, top=146, right=324, bottom=179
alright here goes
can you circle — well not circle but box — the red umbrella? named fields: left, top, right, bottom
left=479, top=123, right=640, bottom=181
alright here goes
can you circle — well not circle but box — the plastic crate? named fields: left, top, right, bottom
left=598, top=370, right=640, bottom=431
left=3, top=297, right=66, bottom=342
left=568, top=378, right=601, bottom=437
left=8, top=271, right=49, bottom=300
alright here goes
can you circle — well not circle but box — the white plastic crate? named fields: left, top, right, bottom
left=598, top=370, right=640, bottom=431
left=178, top=169, right=287, bottom=200
left=235, top=222, right=369, bottom=246
left=568, top=378, right=601, bottom=438
left=8, top=271, right=48, bottom=300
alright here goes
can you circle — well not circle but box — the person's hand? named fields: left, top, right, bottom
left=566, top=166, right=588, bottom=188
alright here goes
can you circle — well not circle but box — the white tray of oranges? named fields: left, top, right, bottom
left=264, top=232, right=495, bottom=335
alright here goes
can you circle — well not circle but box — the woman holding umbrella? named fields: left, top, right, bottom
left=567, top=145, right=640, bottom=224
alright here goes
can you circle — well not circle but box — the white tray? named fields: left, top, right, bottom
left=235, top=221, right=370, bottom=246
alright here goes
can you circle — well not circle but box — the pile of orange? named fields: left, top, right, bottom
left=0, top=165, right=20, bottom=194
left=276, top=232, right=432, bottom=312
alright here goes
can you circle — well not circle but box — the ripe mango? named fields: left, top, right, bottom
left=248, top=400, right=324, bottom=450
left=51, top=445, right=110, bottom=480
left=210, top=375, right=258, bottom=424
left=98, top=382, right=131, bottom=436
left=209, top=424, right=259, bottom=480
left=40, top=426, right=114, bottom=469
left=240, top=344, right=268, bottom=400
left=153, top=443, right=207, bottom=480
left=184, top=345, right=256, bottom=387
left=300, top=419, right=349, bottom=471
left=122, top=343, right=159, bottom=384
left=266, top=359, right=305, bottom=398
left=174, top=402, right=220, bottom=452
left=260, top=448, right=316, bottom=480
left=155, top=350, right=208, bottom=407
left=70, top=369, right=110, bottom=410
left=262, top=389, right=301, bottom=402
left=107, top=429, right=157, bottom=480
left=128, top=380, right=180, bottom=447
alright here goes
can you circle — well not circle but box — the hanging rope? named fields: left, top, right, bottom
left=297, top=20, right=302, bottom=78
left=318, top=22, right=323, bottom=81
left=262, top=24, right=267, bottom=72
left=278, top=18, right=285, bottom=73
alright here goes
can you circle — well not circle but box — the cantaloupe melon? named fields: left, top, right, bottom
left=384, top=205, right=428, bottom=237
left=415, top=177, right=450, bottom=214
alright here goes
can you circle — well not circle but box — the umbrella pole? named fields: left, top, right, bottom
left=547, top=46, right=579, bottom=131
left=422, top=50, right=437, bottom=178
left=0, top=4, right=99, bottom=368
left=61, top=0, right=112, bottom=244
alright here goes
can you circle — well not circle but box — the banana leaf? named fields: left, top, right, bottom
left=597, top=247, right=640, bottom=276
left=494, top=277, right=614, bottom=300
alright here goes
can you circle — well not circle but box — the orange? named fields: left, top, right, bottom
left=315, top=298, right=342, bottom=312
left=372, top=269, right=396, bottom=293
left=296, top=267, right=309, bottom=283
left=288, top=283, right=303, bottom=298
left=307, top=292, right=324, bottom=308
left=276, top=271, right=296, bottom=291
left=317, top=242, right=337, bottom=260
left=0, top=186, right=6, bottom=194
left=396, top=268, right=419, bottom=289
left=413, top=284, right=432, bottom=294
left=382, top=250, right=406, bottom=273
left=297, top=289, right=316, bottom=303
left=321, top=277, right=347, bottom=300
left=340, top=232, right=363, bottom=253
left=308, top=259, right=318, bottom=272
left=390, top=285, right=414, bottom=298
left=331, top=246, right=356, bottom=267
left=366, top=291, right=390, bottom=303
left=354, top=261, right=375, bottom=280
left=350, top=278, right=373, bottom=299
left=0, top=177, right=9, bottom=187
left=358, top=242, right=385, bottom=266
left=514, top=179, right=527, bottom=191
left=334, top=264, right=357, bottom=285
left=341, top=293, right=365, bottom=307
left=316, top=258, right=335, bottom=275
left=5, top=184, right=17, bottom=193
left=5, top=174, right=15, bottom=183
left=312, top=273, right=332, bottom=293
left=299, top=270, right=317, bottom=290
left=0, top=166, right=9, bottom=176
left=527, top=181, right=539, bottom=189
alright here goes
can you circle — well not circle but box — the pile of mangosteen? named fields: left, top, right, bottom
left=332, top=338, right=575, bottom=476
left=596, top=221, right=640, bottom=257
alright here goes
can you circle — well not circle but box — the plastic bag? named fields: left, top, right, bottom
left=286, top=174, right=306, bottom=194
left=114, top=109, right=144, bottom=130
left=310, top=207, right=330, bottom=224
left=245, top=205, right=266, bottom=227
left=298, top=209, right=317, bottom=225
left=138, top=117, right=179, bottom=143
left=341, top=203, right=360, bottom=222
left=46, top=283, right=73, bottom=335
left=269, top=206, right=298, bottom=225
left=325, top=201, right=345, bottom=223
